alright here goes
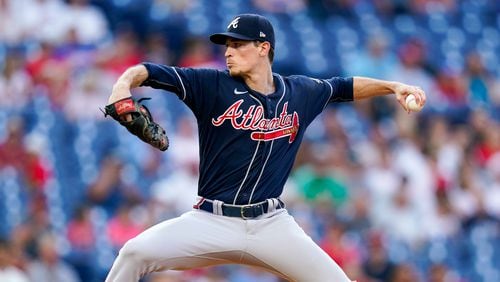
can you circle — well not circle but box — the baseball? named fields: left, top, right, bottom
left=405, top=94, right=422, bottom=112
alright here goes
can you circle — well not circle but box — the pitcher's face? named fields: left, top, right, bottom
left=224, top=39, right=261, bottom=77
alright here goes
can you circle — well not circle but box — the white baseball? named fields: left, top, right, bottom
left=405, top=94, right=422, bottom=112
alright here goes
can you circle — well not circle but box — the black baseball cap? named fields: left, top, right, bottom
left=210, top=14, right=275, bottom=49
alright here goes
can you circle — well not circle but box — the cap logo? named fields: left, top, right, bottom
left=228, top=17, right=240, bottom=29
left=259, top=31, right=266, bottom=38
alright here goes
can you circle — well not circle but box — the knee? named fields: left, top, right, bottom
left=117, top=238, right=147, bottom=263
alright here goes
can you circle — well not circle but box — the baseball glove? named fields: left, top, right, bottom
left=103, top=97, right=169, bottom=151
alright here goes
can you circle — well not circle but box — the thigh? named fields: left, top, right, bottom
left=125, top=210, right=247, bottom=270
left=246, top=211, right=352, bottom=282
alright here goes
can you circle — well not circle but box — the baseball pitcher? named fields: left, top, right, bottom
left=104, top=14, right=425, bottom=282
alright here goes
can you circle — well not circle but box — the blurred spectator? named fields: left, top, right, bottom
left=319, top=223, right=361, bottom=278
left=96, top=27, right=143, bottom=78
left=178, top=37, right=223, bottom=69
left=432, top=67, right=468, bottom=115
left=0, top=237, right=29, bottom=282
left=228, top=267, right=280, bottom=282
left=293, top=146, right=349, bottom=209
left=409, top=0, right=457, bottom=15
left=321, top=110, right=359, bottom=173
left=363, top=142, right=402, bottom=228
left=149, top=115, right=199, bottom=218
left=465, top=52, right=492, bottom=111
left=55, top=25, right=100, bottom=68
left=0, top=118, right=27, bottom=170
left=86, top=154, right=142, bottom=215
left=467, top=108, right=490, bottom=143
left=145, top=271, right=184, bottom=281
left=421, top=120, right=449, bottom=193
left=392, top=134, right=437, bottom=240
left=389, top=263, right=419, bottom=282
left=448, top=160, right=483, bottom=221
left=428, top=190, right=460, bottom=239
left=449, top=161, right=499, bottom=232
left=20, top=0, right=69, bottom=44
left=26, top=232, right=81, bottom=282
left=252, top=0, right=306, bottom=14
left=67, top=205, right=95, bottom=251
left=425, top=118, right=469, bottom=189
left=362, top=232, right=396, bottom=282
left=371, top=0, right=407, bottom=17
left=144, top=32, right=174, bottom=65
left=64, top=0, right=109, bottom=45
left=343, top=191, right=371, bottom=233
left=168, top=115, right=200, bottom=170
left=63, top=66, right=113, bottom=121
left=428, top=263, right=461, bottom=282
left=25, top=42, right=55, bottom=83
left=378, top=177, right=423, bottom=246
left=2, top=232, right=29, bottom=275
left=6, top=0, right=107, bottom=46
left=472, top=119, right=500, bottom=168
left=0, top=51, right=33, bottom=110
left=0, top=117, right=51, bottom=196
left=308, top=0, right=357, bottom=18
left=491, top=80, right=500, bottom=119
left=25, top=41, right=72, bottom=109
left=66, top=204, right=95, bottom=281
left=151, top=162, right=199, bottom=218
left=484, top=152, right=500, bottom=217
left=0, top=0, right=25, bottom=45
left=151, top=0, right=195, bottom=14
left=344, top=33, right=397, bottom=80
left=138, top=146, right=167, bottom=193
left=106, top=202, right=146, bottom=251
left=10, top=206, right=52, bottom=261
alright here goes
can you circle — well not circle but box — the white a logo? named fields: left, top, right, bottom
left=228, top=17, right=240, bottom=29
left=259, top=31, right=266, bottom=38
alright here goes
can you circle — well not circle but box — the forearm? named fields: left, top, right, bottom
left=352, top=76, right=426, bottom=112
left=352, top=76, right=400, bottom=100
left=108, top=64, right=149, bottom=104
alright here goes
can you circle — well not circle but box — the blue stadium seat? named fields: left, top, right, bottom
left=0, top=169, right=25, bottom=234
left=90, top=207, right=115, bottom=270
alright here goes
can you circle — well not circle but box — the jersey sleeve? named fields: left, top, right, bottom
left=140, top=62, right=219, bottom=120
left=324, top=76, right=353, bottom=103
left=292, top=75, right=353, bottom=124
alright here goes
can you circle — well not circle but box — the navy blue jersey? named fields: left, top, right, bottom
left=142, top=62, right=353, bottom=205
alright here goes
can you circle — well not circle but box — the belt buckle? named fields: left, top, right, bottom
left=240, top=204, right=254, bottom=219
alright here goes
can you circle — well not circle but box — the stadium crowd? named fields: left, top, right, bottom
left=0, top=0, right=499, bottom=281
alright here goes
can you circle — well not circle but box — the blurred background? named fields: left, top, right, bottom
left=0, top=0, right=499, bottom=281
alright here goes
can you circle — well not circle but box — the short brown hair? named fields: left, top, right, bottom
left=254, top=41, right=274, bottom=64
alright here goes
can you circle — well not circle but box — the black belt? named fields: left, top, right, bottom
left=194, top=198, right=285, bottom=219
